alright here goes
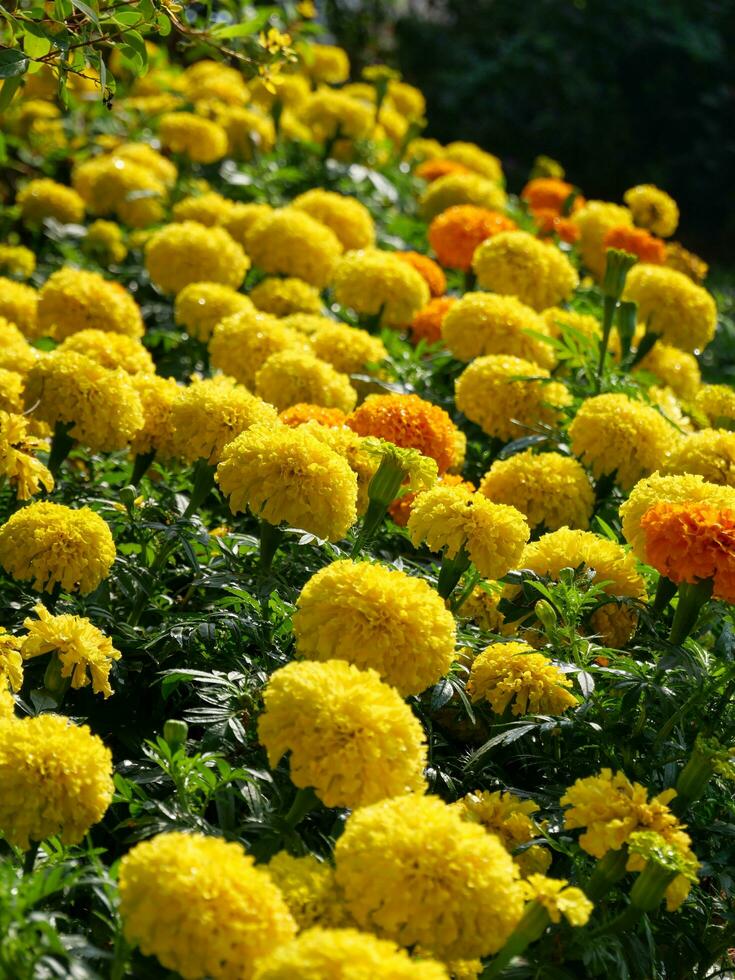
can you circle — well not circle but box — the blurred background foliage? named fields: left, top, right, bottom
left=324, top=0, right=735, bottom=258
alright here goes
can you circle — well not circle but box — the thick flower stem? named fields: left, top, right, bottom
left=591, top=862, right=677, bottom=938
left=652, top=575, right=678, bottom=615
left=669, top=579, right=713, bottom=645
left=47, top=421, right=76, bottom=477
left=283, top=786, right=319, bottom=829
left=583, top=848, right=629, bottom=902
left=259, top=521, right=283, bottom=573
left=671, top=742, right=717, bottom=816
left=352, top=456, right=405, bottom=556
left=23, top=841, right=40, bottom=876
left=595, top=295, right=618, bottom=393
left=182, top=459, right=216, bottom=519
left=130, top=450, right=156, bottom=486
left=437, top=545, right=471, bottom=600
left=480, top=902, right=549, bottom=979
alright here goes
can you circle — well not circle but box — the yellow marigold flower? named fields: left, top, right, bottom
left=250, top=73, right=310, bottom=111
left=291, top=189, right=375, bottom=251
left=516, top=527, right=646, bottom=647
left=521, top=875, right=593, bottom=926
left=695, top=384, right=735, bottom=428
left=0, top=688, right=13, bottom=718
left=387, top=79, right=426, bottom=120
left=0, top=629, right=23, bottom=692
left=158, top=111, right=228, bottom=163
left=405, top=137, right=445, bottom=163
left=279, top=403, right=347, bottom=428
left=0, top=244, right=36, bottom=278
left=662, top=430, right=735, bottom=487
left=168, top=376, right=278, bottom=465
left=298, top=421, right=379, bottom=515
left=265, top=854, right=347, bottom=931
left=210, top=310, right=310, bottom=388
left=455, top=354, right=571, bottom=442
left=129, top=374, right=180, bottom=459
left=0, top=317, right=37, bottom=373
left=223, top=202, right=273, bottom=247
left=250, top=276, right=323, bottom=316
left=259, top=659, right=427, bottom=808
left=0, top=278, right=37, bottom=336
left=408, top=484, right=530, bottom=579
left=569, top=392, right=680, bottom=490
left=0, top=713, right=113, bottom=850
left=623, top=264, right=717, bottom=353
left=57, top=329, right=154, bottom=375
left=182, top=60, right=249, bottom=105
left=0, top=368, right=24, bottom=413
left=293, top=559, right=456, bottom=695
left=254, top=927, right=448, bottom=980
left=36, top=267, right=144, bottom=341
left=171, top=190, right=237, bottom=227
left=620, top=471, right=735, bottom=562
left=572, top=200, right=633, bottom=278
left=624, top=184, right=679, bottom=238
left=665, top=241, right=708, bottom=284
left=245, top=208, right=342, bottom=288
left=217, top=423, right=358, bottom=540
left=0, top=410, right=53, bottom=500
left=480, top=450, right=594, bottom=531
left=119, top=831, right=296, bottom=980
left=17, top=178, right=85, bottom=226
left=0, top=501, right=115, bottom=594
left=310, top=320, right=387, bottom=374
left=84, top=219, right=128, bottom=265
left=112, top=142, right=178, bottom=185
left=255, top=349, right=357, bottom=413
left=459, top=585, right=509, bottom=634
left=22, top=604, right=121, bottom=698
left=468, top=641, right=576, bottom=716
left=334, top=794, right=525, bottom=959
left=301, top=88, right=376, bottom=143
left=145, top=222, right=249, bottom=295
left=453, top=790, right=552, bottom=877
left=301, top=43, right=350, bottom=84
left=443, top=141, right=503, bottom=182
left=173, top=281, right=253, bottom=343
left=332, top=248, right=429, bottom=328
left=472, top=231, right=579, bottom=311
left=420, top=172, right=507, bottom=222
left=72, top=155, right=167, bottom=228
left=281, top=312, right=336, bottom=336
left=442, top=292, right=555, bottom=367
left=25, top=351, right=144, bottom=452
left=637, top=342, right=700, bottom=400
left=396, top=252, right=446, bottom=298
left=347, top=393, right=459, bottom=474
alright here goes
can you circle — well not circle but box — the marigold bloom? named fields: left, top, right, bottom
left=533, top=209, right=580, bottom=244
left=168, top=376, right=278, bottom=465
left=217, top=423, right=358, bottom=541
left=468, top=641, right=576, bottom=716
left=130, top=374, right=180, bottom=458
left=302, top=42, right=350, bottom=84
left=22, top=604, right=121, bottom=698
left=623, top=264, right=717, bottom=353
left=347, top=393, right=458, bottom=473
left=480, top=450, right=594, bottom=531
left=36, top=267, right=143, bottom=341
left=0, top=278, right=38, bottom=336
left=0, top=244, right=36, bottom=279
left=158, top=111, right=228, bottom=163
left=569, top=393, right=679, bottom=490
left=254, top=927, right=448, bottom=980
left=332, top=249, right=430, bottom=328
left=420, top=173, right=507, bottom=222
left=408, top=484, right=529, bottom=579
left=455, top=354, right=571, bottom=442
left=250, top=277, right=323, bottom=316
left=174, top=281, right=254, bottom=343
left=119, top=831, right=296, bottom=980
left=223, top=202, right=273, bottom=246
left=335, top=794, right=524, bottom=959
left=72, top=154, right=168, bottom=228
left=172, top=191, right=238, bottom=227
left=245, top=208, right=342, bottom=288
left=57, top=329, right=154, bottom=375
left=84, top=219, right=128, bottom=265
left=258, top=659, right=426, bottom=808
left=664, top=241, right=708, bottom=284
left=294, top=559, right=456, bottom=695
left=389, top=472, right=472, bottom=528
left=695, top=385, right=735, bottom=428
left=25, top=351, right=144, bottom=453
left=603, top=225, right=665, bottom=265
left=572, top=200, right=633, bottom=278
left=255, top=349, right=357, bottom=413
left=279, top=403, right=347, bottom=428
left=453, top=790, right=551, bottom=877
left=416, top=158, right=471, bottom=182
left=300, top=89, right=375, bottom=142
left=637, top=342, right=700, bottom=400
left=291, top=189, right=375, bottom=251
left=0, top=629, right=23, bottom=693
left=443, top=141, right=503, bottom=181
left=521, top=875, right=593, bottom=926
left=624, top=184, right=679, bottom=238
left=442, top=292, right=554, bottom=368
left=396, top=251, right=446, bottom=297
left=0, top=713, right=113, bottom=849
left=209, top=310, right=310, bottom=388
left=0, top=411, right=54, bottom=500
left=17, top=178, right=85, bottom=226
left=540, top=307, right=604, bottom=348
left=521, top=177, right=581, bottom=214
left=428, top=205, right=517, bottom=272
left=661, top=430, right=735, bottom=487
left=265, top=854, right=346, bottom=931
left=410, top=296, right=456, bottom=345
left=145, top=222, right=250, bottom=295
left=0, top=368, right=24, bottom=413
left=472, top=231, right=578, bottom=311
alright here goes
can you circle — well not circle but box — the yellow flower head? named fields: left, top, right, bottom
left=662, top=429, right=735, bottom=487
left=332, top=248, right=430, bottom=328
left=0, top=411, right=53, bottom=500
left=302, top=43, right=350, bottom=84
left=442, top=141, right=503, bottom=180
left=455, top=354, right=571, bottom=442
left=407, top=484, right=530, bottom=580
left=217, top=423, right=358, bottom=541
left=255, top=349, right=357, bottom=413
left=387, top=80, right=426, bottom=121
left=172, top=190, right=238, bottom=227
left=250, top=276, right=323, bottom=316
left=334, top=794, right=525, bottom=959
left=0, top=244, right=36, bottom=279
left=0, top=713, right=113, bottom=849
left=209, top=310, right=311, bottom=388
left=420, top=172, right=507, bottom=222
left=623, top=264, right=717, bottom=353
left=310, top=320, right=387, bottom=374
left=453, top=789, right=551, bottom=877
left=182, top=60, right=249, bottom=106
left=119, top=831, right=296, bottom=980
left=84, top=219, right=128, bottom=265
left=521, top=874, right=593, bottom=926
left=467, top=641, right=577, bottom=717
left=293, top=559, right=456, bottom=695
left=174, top=281, right=254, bottom=343
left=265, top=853, right=347, bottom=931
left=145, top=222, right=250, bottom=295
left=297, top=421, right=379, bottom=515
left=572, top=200, right=633, bottom=278
left=442, top=292, right=555, bottom=367
left=472, top=231, right=579, bottom=312
left=301, top=89, right=376, bottom=143
left=624, top=184, right=679, bottom=238
left=72, top=154, right=168, bottom=228
left=36, top=267, right=144, bottom=341
left=695, top=384, right=735, bottom=428
left=0, top=278, right=38, bottom=336
left=223, top=202, right=273, bottom=246
left=17, top=178, right=85, bottom=226
left=0, top=629, right=23, bottom=692
left=245, top=208, right=343, bottom=288
left=129, top=374, right=181, bottom=458
left=57, top=329, right=154, bottom=375
left=664, top=241, right=708, bottom=284
left=291, top=189, right=376, bottom=251
left=637, top=342, right=701, bottom=400
left=158, top=111, right=228, bottom=163
left=0, top=368, right=25, bottom=414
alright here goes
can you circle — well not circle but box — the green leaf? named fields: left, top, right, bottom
left=212, top=10, right=272, bottom=39
left=0, top=49, right=29, bottom=79
left=0, top=74, right=22, bottom=110
left=156, top=12, right=172, bottom=36
left=110, top=10, right=146, bottom=28
left=23, top=24, right=53, bottom=59
left=70, top=0, right=100, bottom=28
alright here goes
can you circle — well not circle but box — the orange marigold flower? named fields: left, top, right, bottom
left=603, top=226, right=666, bottom=265
left=522, top=178, right=583, bottom=215
left=396, top=251, right=446, bottom=297
left=641, top=502, right=735, bottom=603
left=389, top=472, right=475, bottom=527
left=346, top=393, right=459, bottom=474
left=428, top=205, right=517, bottom=271
left=415, top=158, right=471, bottom=182
left=534, top=209, right=580, bottom=244
left=410, top=296, right=457, bottom=346
left=279, top=403, right=348, bottom=428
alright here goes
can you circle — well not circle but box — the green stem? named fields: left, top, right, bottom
left=595, top=294, right=618, bottom=393
left=259, top=521, right=283, bottom=573
left=182, top=459, right=216, bottom=518
left=463, top=268, right=476, bottom=293
left=583, top=847, right=629, bottom=902
left=480, top=902, right=550, bottom=978
left=110, top=931, right=131, bottom=980
left=130, top=450, right=156, bottom=485
left=351, top=498, right=389, bottom=557
left=47, top=420, right=76, bottom=477
left=437, top=545, right=471, bottom=600
left=652, top=575, right=678, bottom=615
left=283, top=786, right=319, bottom=829
left=23, top=841, right=40, bottom=875
left=669, top=579, right=713, bottom=645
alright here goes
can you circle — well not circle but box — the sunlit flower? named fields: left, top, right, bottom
left=255, top=349, right=357, bottom=413
left=36, top=267, right=144, bottom=340
left=428, top=205, right=517, bottom=271
left=442, top=292, right=554, bottom=367
left=453, top=790, right=552, bottom=877
left=0, top=410, right=54, bottom=500
left=410, top=296, right=457, bottom=345
left=332, top=248, right=430, bottom=328
left=174, top=281, right=254, bottom=343
left=624, top=184, right=679, bottom=238
left=245, top=208, right=343, bottom=287
left=145, top=222, right=250, bottom=294
left=420, top=172, right=506, bottom=222
left=467, top=641, right=576, bottom=716
left=159, top=111, right=228, bottom=163
left=623, top=264, right=717, bottom=353
left=291, top=189, right=375, bottom=251
left=472, top=231, right=578, bottom=311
